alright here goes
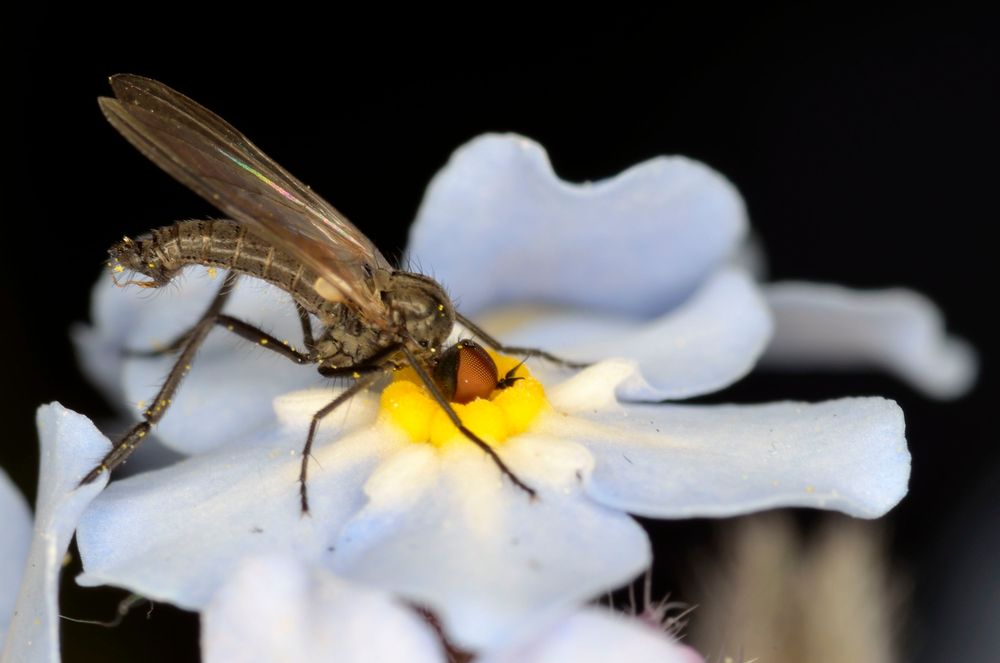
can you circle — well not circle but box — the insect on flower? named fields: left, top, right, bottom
left=81, top=75, right=584, bottom=512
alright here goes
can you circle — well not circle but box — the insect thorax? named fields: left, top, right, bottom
left=382, top=271, right=455, bottom=353
left=312, top=271, right=454, bottom=370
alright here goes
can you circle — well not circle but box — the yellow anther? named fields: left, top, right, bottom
left=380, top=350, right=547, bottom=448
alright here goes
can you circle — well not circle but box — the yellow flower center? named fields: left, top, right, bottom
left=380, top=351, right=548, bottom=447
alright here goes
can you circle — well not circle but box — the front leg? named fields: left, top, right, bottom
left=456, top=312, right=591, bottom=369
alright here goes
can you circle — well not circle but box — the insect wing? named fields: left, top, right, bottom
left=99, top=74, right=392, bottom=323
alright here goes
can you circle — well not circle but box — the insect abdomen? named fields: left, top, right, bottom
left=110, top=219, right=333, bottom=314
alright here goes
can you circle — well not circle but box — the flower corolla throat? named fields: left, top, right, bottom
left=380, top=346, right=548, bottom=448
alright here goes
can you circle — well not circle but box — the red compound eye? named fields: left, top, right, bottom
left=433, top=340, right=499, bottom=404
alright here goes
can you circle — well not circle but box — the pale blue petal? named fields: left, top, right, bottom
left=546, top=364, right=909, bottom=518
left=74, top=267, right=323, bottom=454
left=0, top=470, right=32, bottom=651
left=203, top=556, right=444, bottom=663
left=762, top=282, right=977, bottom=400
left=76, top=390, right=390, bottom=609
left=481, top=608, right=704, bottom=663
left=408, top=134, right=747, bottom=317
left=331, top=437, right=651, bottom=651
left=2, top=405, right=110, bottom=663
left=71, top=272, right=134, bottom=404
left=471, top=269, right=772, bottom=400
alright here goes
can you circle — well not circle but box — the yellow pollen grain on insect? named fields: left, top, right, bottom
left=207, top=267, right=218, bottom=278
left=260, top=338, right=268, bottom=345
left=148, top=262, right=156, bottom=269
left=379, top=351, right=548, bottom=448
left=113, top=264, right=125, bottom=273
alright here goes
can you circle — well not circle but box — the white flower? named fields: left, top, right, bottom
left=70, top=134, right=915, bottom=652
left=203, top=554, right=703, bottom=663
left=0, top=469, right=31, bottom=654
left=409, top=134, right=974, bottom=401
left=408, top=134, right=769, bottom=401
left=760, top=282, right=976, bottom=399
left=1, top=405, right=110, bottom=663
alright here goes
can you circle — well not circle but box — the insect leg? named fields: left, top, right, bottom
left=316, top=342, right=406, bottom=378
left=455, top=312, right=590, bottom=369
left=80, top=295, right=314, bottom=487
left=401, top=347, right=537, bottom=499
left=299, top=370, right=388, bottom=514
left=79, top=310, right=219, bottom=485
left=124, top=271, right=241, bottom=358
left=295, top=301, right=316, bottom=353
left=214, top=315, right=314, bottom=364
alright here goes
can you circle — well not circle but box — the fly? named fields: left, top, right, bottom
left=81, top=75, right=584, bottom=513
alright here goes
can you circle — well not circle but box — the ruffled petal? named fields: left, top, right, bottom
left=474, top=268, right=772, bottom=400
left=76, top=390, right=393, bottom=609
left=761, top=282, right=977, bottom=399
left=0, top=470, right=32, bottom=650
left=481, top=607, right=704, bottom=663
left=548, top=364, right=909, bottom=519
left=202, top=555, right=444, bottom=663
left=408, top=134, right=747, bottom=317
left=331, top=437, right=651, bottom=651
left=1, top=404, right=110, bottom=663
left=74, top=267, right=323, bottom=454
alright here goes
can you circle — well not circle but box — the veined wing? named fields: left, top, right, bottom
left=99, top=74, right=393, bottom=323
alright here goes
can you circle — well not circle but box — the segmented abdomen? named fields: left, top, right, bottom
left=111, top=219, right=335, bottom=316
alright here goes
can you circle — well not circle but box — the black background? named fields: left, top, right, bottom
left=8, top=5, right=997, bottom=661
